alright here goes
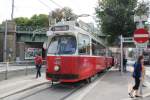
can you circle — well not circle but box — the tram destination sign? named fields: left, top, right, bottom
left=51, top=25, right=69, bottom=31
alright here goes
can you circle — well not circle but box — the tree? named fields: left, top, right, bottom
left=14, top=17, right=30, bottom=26
left=51, top=7, right=77, bottom=22
left=14, top=14, right=49, bottom=27
left=51, top=8, right=63, bottom=23
left=61, top=7, right=77, bottom=21
left=29, top=14, right=49, bottom=27
left=96, top=0, right=137, bottom=45
left=135, top=2, right=149, bottom=16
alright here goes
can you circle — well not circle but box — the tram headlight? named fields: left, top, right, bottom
left=54, top=65, right=60, bottom=72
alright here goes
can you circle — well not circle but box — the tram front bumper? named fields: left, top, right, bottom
left=46, top=72, right=79, bottom=81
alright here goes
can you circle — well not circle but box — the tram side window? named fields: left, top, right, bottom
left=100, top=48, right=106, bottom=56
left=92, top=39, right=106, bottom=56
left=78, top=34, right=90, bottom=55
left=108, top=50, right=112, bottom=57
left=92, top=40, right=96, bottom=55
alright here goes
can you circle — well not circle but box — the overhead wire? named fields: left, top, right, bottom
left=48, top=0, right=63, bottom=8
left=38, top=0, right=52, bottom=10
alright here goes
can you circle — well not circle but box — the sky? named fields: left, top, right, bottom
left=0, top=0, right=98, bottom=23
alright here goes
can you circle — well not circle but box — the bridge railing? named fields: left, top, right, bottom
left=16, top=26, right=43, bottom=32
left=0, top=60, right=46, bottom=81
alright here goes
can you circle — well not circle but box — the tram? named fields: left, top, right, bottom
left=45, top=21, right=113, bottom=82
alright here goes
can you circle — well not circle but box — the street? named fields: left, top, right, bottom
left=1, top=66, right=150, bottom=100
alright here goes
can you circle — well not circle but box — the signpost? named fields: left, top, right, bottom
left=134, top=28, right=149, bottom=95
left=133, top=28, right=149, bottom=55
left=120, top=28, right=149, bottom=75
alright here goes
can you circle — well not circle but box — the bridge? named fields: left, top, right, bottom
left=15, top=26, right=48, bottom=42
left=0, top=22, right=48, bottom=61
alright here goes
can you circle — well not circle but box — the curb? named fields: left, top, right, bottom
left=143, top=93, right=150, bottom=98
left=0, top=80, right=50, bottom=99
left=122, top=93, right=150, bottom=100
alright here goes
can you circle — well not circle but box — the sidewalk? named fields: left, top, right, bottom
left=0, top=73, right=49, bottom=99
left=66, top=68, right=150, bottom=100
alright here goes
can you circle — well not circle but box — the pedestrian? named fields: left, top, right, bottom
left=123, top=56, right=127, bottom=72
left=34, top=53, right=43, bottom=78
left=129, top=55, right=143, bottom=98
left=114, top=57, right=119, bottom=69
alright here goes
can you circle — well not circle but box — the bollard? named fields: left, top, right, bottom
left=139, top=78, right=143, bottom=95
left=25, top=62, right=28, bottom=76
left=5, top=62, right=9, bottom=80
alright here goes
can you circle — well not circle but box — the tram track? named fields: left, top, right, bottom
left=3, top=69, right=109, bottom=100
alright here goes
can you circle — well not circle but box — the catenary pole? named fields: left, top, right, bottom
left=11, top=0, right=14, bottom=20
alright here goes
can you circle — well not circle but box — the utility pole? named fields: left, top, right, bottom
left=120, top=35, right=123, bottom=75
left=49, top=12, right=52, bottom=27
left=3, top=20, right=8, bottom=62
left=11, top=0, right=14, bottom=20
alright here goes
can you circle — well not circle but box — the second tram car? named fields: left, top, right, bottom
left=46, top=21, right=113, bottom=82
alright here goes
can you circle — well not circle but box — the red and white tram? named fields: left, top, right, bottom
left=45, top=21, right=113, bottom=82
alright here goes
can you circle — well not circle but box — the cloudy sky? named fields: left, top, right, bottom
left=0, top=0, right=98, bottom=23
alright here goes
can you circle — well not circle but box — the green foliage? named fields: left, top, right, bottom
left=96, top=0, right=137, bottom=45
left=135, top=2, right=149, bottom=16
left=14, top=17, right=30, bottom=26
left=29, top=14, right=49, bottom=27
left=14, top=7, right=76, bottom=27
left=14, top=14, right=49, bottom=27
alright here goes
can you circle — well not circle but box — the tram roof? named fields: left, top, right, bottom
left=47, top=20, right=106, bottom=48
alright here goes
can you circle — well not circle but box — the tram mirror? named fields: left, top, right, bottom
left=46, top=31, right=53, bottom=36
left=43, top=42, right=48, bottom=50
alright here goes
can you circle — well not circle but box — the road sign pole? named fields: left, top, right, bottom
left=3, top=20, right=8, bottom=62
left=120, top=35, right=123, bottom=75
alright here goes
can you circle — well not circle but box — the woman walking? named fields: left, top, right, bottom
left=129, top=55, right=143, bottom=98
left=34, top=53, right=43, bottom=78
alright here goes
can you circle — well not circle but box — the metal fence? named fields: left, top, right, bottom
left=0, top=60, right=46, bottom=81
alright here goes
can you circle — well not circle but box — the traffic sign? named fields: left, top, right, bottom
left=134, top=28, right=149, bottom=43
left=135, top=42, right=148, bottom=48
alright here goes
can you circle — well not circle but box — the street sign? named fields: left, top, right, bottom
left=134, top=28, right=149, bottom=43
left=135, top=42, right=148, bottom=48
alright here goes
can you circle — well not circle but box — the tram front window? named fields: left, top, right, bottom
left=48, top=35, right=77, bottom=54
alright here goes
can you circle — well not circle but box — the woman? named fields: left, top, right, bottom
left=34, top=53, right=43, bottom=78
left=129, top=55, right=143, bottom=98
